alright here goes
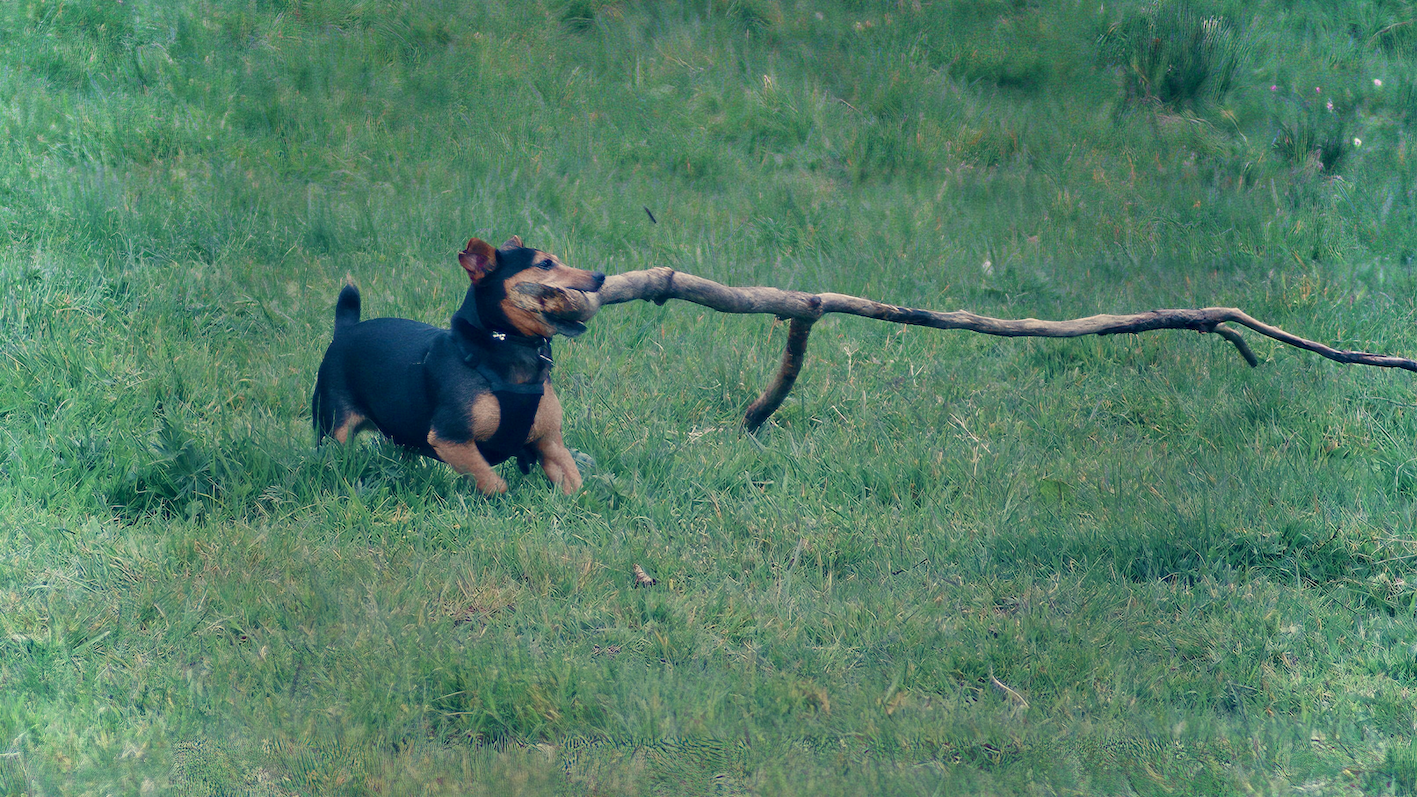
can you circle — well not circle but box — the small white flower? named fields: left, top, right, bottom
left=1374, top=78, right=1384, bottom=88
left=981, top=259, right=994, bottom=276
left=1353, top=137, right=1362, bottom=147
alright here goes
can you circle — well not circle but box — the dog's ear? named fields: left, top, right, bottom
left=500, top=235, right=524, bottom=250
left=458, top=238, right=497, bottom=283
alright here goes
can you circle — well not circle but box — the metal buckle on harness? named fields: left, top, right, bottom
left=491, top=331, right=506, bottom=342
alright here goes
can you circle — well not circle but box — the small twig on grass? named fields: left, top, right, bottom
left=989, top=671, right=1030, bottom=710
left=890, top=558, right=930, bottom=577
left=555, top=267, right=1417, bottom=432
left=631, top=564, right=658, bottom=588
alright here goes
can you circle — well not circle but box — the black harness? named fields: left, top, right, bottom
left=450, top=296, right=552, bottom=468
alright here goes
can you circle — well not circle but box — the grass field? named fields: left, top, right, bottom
left=4, top=0, right=1417, bottom=793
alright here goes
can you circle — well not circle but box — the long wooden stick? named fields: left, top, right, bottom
left=553, top=267, right=1417, bottom=432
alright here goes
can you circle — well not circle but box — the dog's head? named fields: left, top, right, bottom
left=458, top=236, right=605, bottom=338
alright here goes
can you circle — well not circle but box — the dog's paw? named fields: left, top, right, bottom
left=474, top=473, right=509, bottom=496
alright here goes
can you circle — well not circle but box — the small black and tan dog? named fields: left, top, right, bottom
left=311, top=236, right=605, bottom=495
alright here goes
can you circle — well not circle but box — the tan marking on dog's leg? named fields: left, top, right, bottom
left=331, top=412, right=369, bottom=444
left=428, top=430, right=507, bottom=495
left=526, top=385, right=582, bottom=494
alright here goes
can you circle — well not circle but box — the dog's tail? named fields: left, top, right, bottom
left=334, top=283, right=361, bottom=333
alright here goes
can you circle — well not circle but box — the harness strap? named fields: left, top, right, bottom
left=473, top=363, right=545, bottom=465
left=449, top=306, right=553, bottom=466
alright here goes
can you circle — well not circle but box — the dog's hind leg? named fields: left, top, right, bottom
left=312, top=382, right=368, bottom=445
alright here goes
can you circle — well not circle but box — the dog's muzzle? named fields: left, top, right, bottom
left=511, top=281, right=602, bottom=337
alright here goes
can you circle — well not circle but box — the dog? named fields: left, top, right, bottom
left=311, top=236, right=605, bottom=495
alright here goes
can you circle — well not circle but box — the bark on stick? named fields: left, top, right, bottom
left=552, top=267, right=1416, bottom=432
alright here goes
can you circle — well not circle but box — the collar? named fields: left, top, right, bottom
left=451, top=291, right=554, bottom=373
left=460, top=320, right=551, bottom=353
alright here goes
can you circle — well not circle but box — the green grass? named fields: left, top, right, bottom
left=3, top=0, right=1417, bottom=793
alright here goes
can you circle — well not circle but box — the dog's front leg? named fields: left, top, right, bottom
left=428, top=431, right=508, bottom=495
left=533, top=434, right=583, bottom=495
left=527, top=384, right=582, bottom=495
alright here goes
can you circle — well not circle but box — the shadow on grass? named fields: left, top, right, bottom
left=1013, top=506, right=1417, bottom=615
left=104, top=408, right=457, bottom=523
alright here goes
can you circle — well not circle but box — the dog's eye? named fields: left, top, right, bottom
left=536, top=260, right=555, bottom=270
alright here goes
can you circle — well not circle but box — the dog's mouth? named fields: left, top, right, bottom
left=548, top=317, right=589, bottom=338
left=510, top=282, right=601, bottom=337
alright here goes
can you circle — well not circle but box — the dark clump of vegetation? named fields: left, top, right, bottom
left=1274, top=103, right=1353, bottom=172
left=558, top=0, right=613, bottom=32
left=1102, top=1, right=1247, bottom=108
